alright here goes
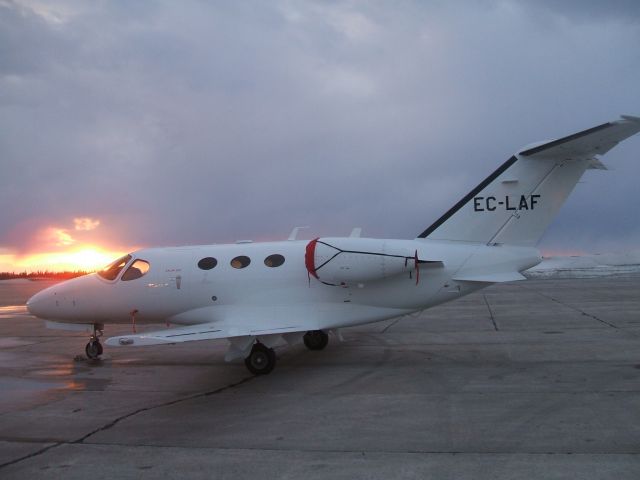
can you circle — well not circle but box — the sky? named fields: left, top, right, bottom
left=1, top=0, right=640, bottom=271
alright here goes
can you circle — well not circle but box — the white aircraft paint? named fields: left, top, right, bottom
left=26, top=116, right=640, bottom=374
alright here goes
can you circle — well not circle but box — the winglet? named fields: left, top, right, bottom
left=621, top=114, right=640, bottom=123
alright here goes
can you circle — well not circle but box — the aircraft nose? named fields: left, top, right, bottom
left=27, top=275, right=104, bottom=322
left=26, top=288, right=53, bottom=319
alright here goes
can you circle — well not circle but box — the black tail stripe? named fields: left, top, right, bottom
left=519, top=122, right=612, bottom=156
left=417, top=155, right=518, bottom=238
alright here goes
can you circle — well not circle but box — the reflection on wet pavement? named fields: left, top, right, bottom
left=0, top=355, right=112, bottom=414
left=0, top=280, right=108, bottom=413
left=0, top=338, right=35, bottom=348
left=0, top=377, right=64, bottom=411
left=0, top=306, right=29, bottom=319
left=28, top=359, right=112, bottom=393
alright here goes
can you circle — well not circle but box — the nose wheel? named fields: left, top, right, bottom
left=85, top=338, right=103, bottom=359
left=244, top=343, right=276, bottom=375
left=85, top=324, right=104, bottom=360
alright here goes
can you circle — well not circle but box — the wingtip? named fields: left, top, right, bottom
left=620, top=114, right=640, bottom=123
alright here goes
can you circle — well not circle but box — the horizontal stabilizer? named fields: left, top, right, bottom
left=453, top=271, right=527, bottom=283
left=519, top=115, right=640, bottom=159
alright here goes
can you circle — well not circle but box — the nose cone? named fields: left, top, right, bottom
left=26, top=287, right=55, bottom=319
left=27, top=274, right=105, bottom=322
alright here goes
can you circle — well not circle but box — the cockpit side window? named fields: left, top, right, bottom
left=121, top=260, right=151, bottom=281
left=98, top=255, right=132, bottom=281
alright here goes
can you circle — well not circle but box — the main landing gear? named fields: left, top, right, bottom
left=244, top=342, right=276, bottom=375
left=85, top=325, right=104, bottom=360
left=303, top=330, right=329, bottom=351
left=242, top=331, right=329, bottom=375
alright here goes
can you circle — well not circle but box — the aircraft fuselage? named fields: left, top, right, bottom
left=27, top=238, right=540, bottom=331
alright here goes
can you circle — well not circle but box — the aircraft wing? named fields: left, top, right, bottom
left=104, top=302, right=407, bottom=349
left=519, top=115, right=640, bottom=159
left=106, top=323, right=229, bottom=347
left=105, top=314, right=307, bottom=347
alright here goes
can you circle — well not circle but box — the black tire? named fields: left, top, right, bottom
left=85, top=341, right=102, bottom=359
left=266, top=346, right=276, bottom=365
left=303, top=330, right=329, bottom=351
left=244, top=343, right=276, bottom=375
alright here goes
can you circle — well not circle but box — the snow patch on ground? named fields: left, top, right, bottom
left=525, top=251, right=640, bottom=278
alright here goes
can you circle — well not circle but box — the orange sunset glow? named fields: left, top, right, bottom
left=0, top=217, right=134, bottom=273
left=3, top=246, right=126, bottom=273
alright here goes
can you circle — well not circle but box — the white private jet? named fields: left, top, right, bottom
left=27, top=116, right=640, bottom=374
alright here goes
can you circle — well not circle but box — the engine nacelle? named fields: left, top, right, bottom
left=305, top=237, right=412, bottom=285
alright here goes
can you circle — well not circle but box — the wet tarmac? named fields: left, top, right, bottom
left=0, top=276, right=639, bottom=479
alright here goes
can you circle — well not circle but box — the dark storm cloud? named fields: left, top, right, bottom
left=1, top=0, right=639, bottom=255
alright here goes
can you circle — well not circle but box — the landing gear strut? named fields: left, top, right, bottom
left=303, top=330, right=329, bottom=351
left=244, top=342, right=276, bottom=375
left=85, top=325, right=103, bottom=360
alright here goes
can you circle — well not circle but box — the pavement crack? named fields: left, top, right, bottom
left=380, top=317, right=402, bottom=333
left=0, top=376, right=255, bottom=470
left=74, top=375, right=255, bottom=444
left=518, top=285, right=631, bottom=333
left=483, top=294, right=499, bottom=331
left=0, top=443, right=63, bottom=470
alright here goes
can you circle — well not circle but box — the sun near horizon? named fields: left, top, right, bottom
left=0, top=217, right=134, bottom=274
left=0, top=245, right=128, bottom=274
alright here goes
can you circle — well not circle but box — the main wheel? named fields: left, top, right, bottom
left=85, top=340, right=103, bottom=359
left=303, top=330, right=329, bottom=351
left=244, top=343, right=276, bottom=375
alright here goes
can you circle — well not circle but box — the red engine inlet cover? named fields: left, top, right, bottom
left=305, top=238, right=319, bottom=279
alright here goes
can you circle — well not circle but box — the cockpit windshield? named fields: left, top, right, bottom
left=97, top=255, right=132, bottom=281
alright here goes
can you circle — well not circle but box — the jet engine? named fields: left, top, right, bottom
left=305, top=237, right=414, bottom=286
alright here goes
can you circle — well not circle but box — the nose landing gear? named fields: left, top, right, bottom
left=85, top=324, right=104, bottom=360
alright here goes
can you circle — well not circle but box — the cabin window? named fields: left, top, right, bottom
left=230, top=256, right=251, bottom=269
left=264, top=254, right=285, bottom=267
left=198, top=257, right=218, bottom=270
left=121, top=260, right=151, bottom=281
left=98, top=255, right=132, bottom=281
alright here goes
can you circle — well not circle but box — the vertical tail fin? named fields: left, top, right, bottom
left=417, top=116, right=640, bottom=246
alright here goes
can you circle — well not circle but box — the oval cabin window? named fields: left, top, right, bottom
left=230, top=256, right=251, bottom=269
left=264, top=254, right=285, bottom=267
left=198, top=257, right=218, bottom=270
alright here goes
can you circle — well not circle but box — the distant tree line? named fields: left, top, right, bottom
left=0, top=271, right=90, bottom=280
